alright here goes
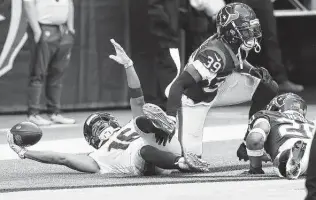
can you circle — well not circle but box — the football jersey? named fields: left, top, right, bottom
left=102, top=120, right=141, bottom=151
left=249, top=110, right=316, bottom=160
left=89, top=120, right=145, bottom=174
left=183, top=35, right=240, bottom=103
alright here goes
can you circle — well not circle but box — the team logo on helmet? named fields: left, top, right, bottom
left=218, top=5, right=239, bottom=27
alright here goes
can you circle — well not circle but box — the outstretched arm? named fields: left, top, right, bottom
left=109, top=39, right=145, bottom=119
left=24, top=150, right=100, bottom=173
left=7, top=132, right=100, bottom=173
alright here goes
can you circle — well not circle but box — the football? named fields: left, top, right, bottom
left=10, top=121, right=43, bottom=147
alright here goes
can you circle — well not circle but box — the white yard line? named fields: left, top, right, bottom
left=0, top=179, right=305, bottom=200
left=0, top=124, right=81, bottom=133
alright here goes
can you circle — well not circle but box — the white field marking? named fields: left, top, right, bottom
left=0, top=124, right=247, bottom=161
left=0, top=179, right=305, bottom=200
left=0, top=124, right=81, bottom=133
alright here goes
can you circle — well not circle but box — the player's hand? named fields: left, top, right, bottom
left=155, top=133, right=169, bottom=146
left=6, top=131, right=26, bottom=159
left=109, top=39, right=133, bottom=68
left=257, top=67, right=272, bottom=82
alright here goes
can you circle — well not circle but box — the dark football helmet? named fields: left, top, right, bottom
left=83, top=112, right=120, bottom=149
left=266, top=93, right=307, bottom=117
left=216, top=3, right=262, bottom=64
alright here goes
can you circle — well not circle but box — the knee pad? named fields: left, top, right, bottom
left=246, top=128, right=266, bottom=157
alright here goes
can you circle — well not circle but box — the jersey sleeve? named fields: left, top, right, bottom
left=248, top=110, right=271, bottom=129
left=191, top=48, right=226, bottom=81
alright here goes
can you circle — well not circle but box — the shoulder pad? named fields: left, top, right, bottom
left=194, top=49, right=226, bottom=74
left=249, top=110, right=283, bottom=125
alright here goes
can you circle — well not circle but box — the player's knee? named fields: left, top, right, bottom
left=140, top=145, right=155, bottom=160
left=246, top=130, right=265, bottom=151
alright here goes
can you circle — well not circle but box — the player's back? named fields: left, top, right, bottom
left=251, top=110, right=315, bottom=159
left=184, top=35, right=239, bottom=103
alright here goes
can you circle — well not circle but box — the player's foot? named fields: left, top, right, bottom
left=286, top=140, right=307, bottom=180
left=142, top=103, right=176, bottom=135
left=182, top=152, right=210, bottom=173
left=49, top=114, right=76, bottom=124
left=28, top=115, right=52, bottom=126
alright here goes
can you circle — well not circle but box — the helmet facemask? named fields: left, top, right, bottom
left=232, top=18, right=262, bottom=69
left=83, top=113, right=120, bottom=149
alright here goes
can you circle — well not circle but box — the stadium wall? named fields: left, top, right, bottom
left=0, top=0, right=315, bottom=113
left=0, top=0, right=130, bottom=113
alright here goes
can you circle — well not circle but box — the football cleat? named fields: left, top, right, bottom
left=183, top=152, right=210, bottom=173
left=286, top=140, right=307, bottom=180
left=142, top=103, right=176, bottom=135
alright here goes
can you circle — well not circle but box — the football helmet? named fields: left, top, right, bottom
left=83, top=112, right=120, bottom=149
left=216, top=3, right=262, bottom=68
left=266, top=93, right=307, bottom=117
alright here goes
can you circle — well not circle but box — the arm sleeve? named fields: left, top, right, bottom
left=166, top=71, right=197, bottom=117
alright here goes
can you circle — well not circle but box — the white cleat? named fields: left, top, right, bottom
left=286, top=140, right=307, bottom=180
left=49, top=114, right=76, bottom=124
left=28, top=115, right=52, bottom=126
left=142, top=103, right=176, bottom=135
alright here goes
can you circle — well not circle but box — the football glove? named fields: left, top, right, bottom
left=7, top=131, right=27, bottom=159
left=109, top=39, right=133, bottom=68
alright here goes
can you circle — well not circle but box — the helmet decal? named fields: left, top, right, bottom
left=218, top=5, right=239, bottom=27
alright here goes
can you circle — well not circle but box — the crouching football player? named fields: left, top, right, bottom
left=244, top=93, right=315, bottom=179
left=7, top=39, right=210, bottom=175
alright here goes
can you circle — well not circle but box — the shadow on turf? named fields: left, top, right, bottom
left=0, top=163, right=293, bottom=193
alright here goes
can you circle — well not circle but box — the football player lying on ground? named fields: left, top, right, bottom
left=7, top=39, right=210, bottom=175
left=243, top=93, right=316, bottom=179
left=141, top=3, right=279, bottom=159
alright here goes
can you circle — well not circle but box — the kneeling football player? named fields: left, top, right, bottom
left=7, top=39, right=210, bottom=175
left=243, top=93, right=315, bottom=179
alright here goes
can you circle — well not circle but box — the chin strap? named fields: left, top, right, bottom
left=254, top=40, right=261, bottom=53
left=237, top=47, right=244, bottom=70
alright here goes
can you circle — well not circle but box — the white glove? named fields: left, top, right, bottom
left=7, top=131, right=27, bottom=159
left=109, top=39, right=133, bottom=69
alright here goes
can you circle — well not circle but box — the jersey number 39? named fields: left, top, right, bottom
left=205, top=52, right=223, bottom=73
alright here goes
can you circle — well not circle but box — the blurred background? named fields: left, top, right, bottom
left=0, top=0, right=315, bottom=113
